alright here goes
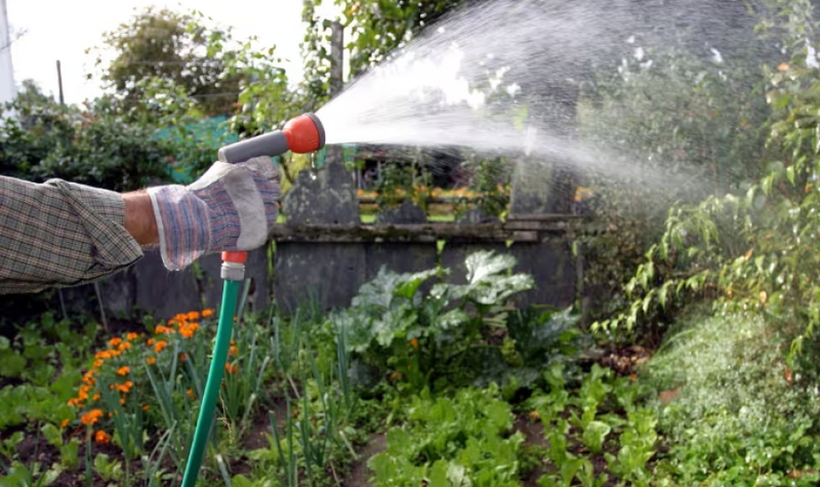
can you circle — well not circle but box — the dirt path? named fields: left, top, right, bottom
left=341, top=433, right=387, bottom=487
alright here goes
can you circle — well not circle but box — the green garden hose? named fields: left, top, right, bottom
left=177, top=112, right=325, bottom=486
left=180, top=252, right=245, bottom=487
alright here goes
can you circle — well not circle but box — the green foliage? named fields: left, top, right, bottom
left=330, top=251, right=552, bottom=392
left=91, top=7, right=247, bottom=117
left=593, top=4, right=820, bottom=363
left=239, top=305, right=364, bottom=487
left=644, top=310, right=820, bottom=485
left=0, top=315, right=98, bottom=486
left=463, top=156, right=512, bottom=218
left=368, top=384, right=523, bottom=487
left=300, top=0, right=464, bottom=106
left=524, top=363, right=656, bottom=487
left=0, top=461, right=63, bottom=487
left=576, top=26, right=773, bottom=329
left=372, top=164, right=421, bottom=209
left=0, top=85, right=173, bottom=191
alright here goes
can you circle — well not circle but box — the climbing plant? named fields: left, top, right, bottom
left=593, top=0, right=820, bottom=371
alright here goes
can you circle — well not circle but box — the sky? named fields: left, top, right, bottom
left=6, top=0, right=334, bottom=105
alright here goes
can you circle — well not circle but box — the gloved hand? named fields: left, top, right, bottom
left=147, top=156, right=281, bottom=271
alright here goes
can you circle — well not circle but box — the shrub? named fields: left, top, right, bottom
left=330, top=250, right=581, bottom=393
left=644, top=310, right=820, bottom=485
left=0, top=85, right=173, bottom=191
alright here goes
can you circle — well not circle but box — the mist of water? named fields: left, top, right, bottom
left=314, top=0, right=770, bottom=198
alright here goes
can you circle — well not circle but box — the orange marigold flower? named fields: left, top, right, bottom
left=229, top=345, right=238, bottom=357
left=119, top=397, right=126, bottom=405
left=67, top=398, right=81, bottom=407
left=126, top=332, right=139, bottom=341
left=529, top=410, right=540, bottom=421
left=179, top=323, right=197, bottom=339
left=81, top=409, right=103, bottom=426
left=186, top=388, right=195, bottom=399
left=155, top=341, right=167, bottom=353
left=187, top=311, right=200, bottom=321
left=173, top=313, right=188, bottom=323
left=95, top=350, right=111, bottom=360
left=155, top=325, right=172, bottom=335
left=409, top=338, right=419, bottom=350
left=92, top=394, right=100, bottom=401
left=118, top=342, right=131, bottom=351
left=109, top=337, right=122, bottom=347
left=146, top=338, right=155, bottom=346
left=146, top=356, right=156, bottom=365
left=202, top=309, right=214, bottom=318
left=115, top=381, right=134, bottom=394
left=142, top=404, right=149, bottom=411
left=93, top=359, right=104, bottom=368
left=117, top=366, right=130, bottom=376
left=94, top=430, right=110, bottom=444
left=225, top=363, right=238, bottom=374
left=60, top=419, right=69, bottom=429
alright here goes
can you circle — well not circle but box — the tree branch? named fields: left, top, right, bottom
left=0, top=29, right=27, bottom=53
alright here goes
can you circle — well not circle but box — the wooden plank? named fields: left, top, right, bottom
left=505, top=213, right=592, bottom=222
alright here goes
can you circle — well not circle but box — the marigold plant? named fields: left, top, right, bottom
left=67, top=309, right=216, bottom=446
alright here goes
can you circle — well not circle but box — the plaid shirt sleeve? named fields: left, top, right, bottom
left=0, top=176, right=144, bottom=294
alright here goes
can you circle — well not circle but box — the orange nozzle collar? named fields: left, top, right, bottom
left=283, top=113, right=326, bottom=154
left=221, top=251, right=247, bottom=264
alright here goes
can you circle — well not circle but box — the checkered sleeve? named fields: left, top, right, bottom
left=0, top=176, right=144, bottom=294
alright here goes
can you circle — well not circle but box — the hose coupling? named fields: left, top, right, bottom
left=220, top=251, right=247, bottom=281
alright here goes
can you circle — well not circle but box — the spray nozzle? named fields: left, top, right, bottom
left=217, top=112, right=326, bottom=164
left=283, top=113, right=326, bottom=154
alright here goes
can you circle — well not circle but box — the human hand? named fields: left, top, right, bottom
left=146, top=157, right=281, bottom=270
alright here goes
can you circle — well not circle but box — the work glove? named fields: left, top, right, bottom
left=147, top=157, right=281, bottom=271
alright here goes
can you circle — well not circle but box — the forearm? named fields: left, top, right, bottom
left=0, top=176, right=145, bottom=294
left=122, top=191, right=159, bottom=246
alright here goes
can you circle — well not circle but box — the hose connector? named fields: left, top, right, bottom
left=221, top=251, right=247, bottom=281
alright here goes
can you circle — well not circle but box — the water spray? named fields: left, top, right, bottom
left=180, top=112, right=325, bottom=487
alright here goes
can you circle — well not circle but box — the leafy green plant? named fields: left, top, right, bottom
left=373, top=164, right=420, bottom=209
left=463, top=155, right=512, bottom=218
left=331, top=251, right=537, bottom=392
left=93, top=453, right=124, bottom=484
left=645, top=310, right=820, bottom=485
left=368, top=385, right=524, bottom=487
left=523, top=362, right=655, bottom=487
left=0, top=461, right=63, bottom=487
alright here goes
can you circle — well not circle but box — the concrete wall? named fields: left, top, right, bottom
left=39, top=235, right=578, bottom=325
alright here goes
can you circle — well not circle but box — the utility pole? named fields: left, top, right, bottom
left=330, top=20, right=344, bottom=98
left=327, top=20, right=345, bottom=171
left=56, top=60, right=64, bottom=105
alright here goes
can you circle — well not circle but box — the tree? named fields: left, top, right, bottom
left=89, top=7, right=246, bottom=117
left=300, top=0, right=467, bottom=106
